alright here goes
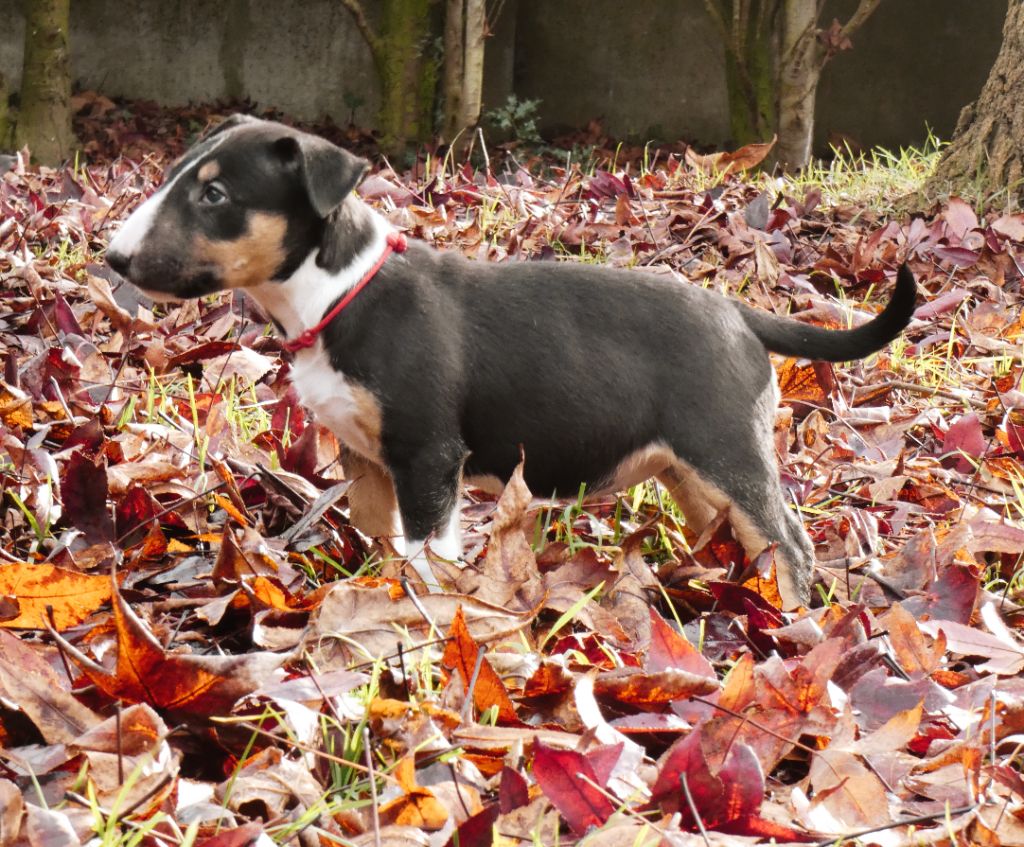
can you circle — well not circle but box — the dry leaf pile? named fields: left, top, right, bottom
left=2, top=99, right=1024, bottom=846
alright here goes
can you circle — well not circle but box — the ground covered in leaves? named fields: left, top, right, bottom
left=2, top=96, right=1024, bottom=846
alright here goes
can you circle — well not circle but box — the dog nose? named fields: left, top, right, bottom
left=106, top=248, right=131, bottom=276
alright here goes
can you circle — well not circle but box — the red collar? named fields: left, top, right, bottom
left=283, top=231, right=408, bottom=353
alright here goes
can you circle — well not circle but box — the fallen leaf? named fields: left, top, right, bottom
left=50, top=575, right=283, bottom=715
left=0, top=563, right=112, bottom=630
left=532, top=741, right=614, bottom=835
left=441, top=605, right=519, bottom=725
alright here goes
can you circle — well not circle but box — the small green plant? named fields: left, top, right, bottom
left=486, top=94, right=543, bottom=144
left=343, top=90, right=366, bottom=125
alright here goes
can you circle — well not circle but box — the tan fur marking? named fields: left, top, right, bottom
left=343, top=450, right=400, bottom=538
left=599, top=443, right=675, bottom=495
left=349, top=383, right=384, bottom=461
left=656, top=459, right=727, bottom=536
left=194, top=211, right=288, bottom=289
left=197, top=160, right=221, bottom=182
left=464, top=473, right=505, bottom=495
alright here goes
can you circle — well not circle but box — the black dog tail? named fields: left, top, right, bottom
left=741, top=263, right=917, bottom=362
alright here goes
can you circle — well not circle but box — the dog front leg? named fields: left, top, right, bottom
left=390, top=453, right=464, bottom=592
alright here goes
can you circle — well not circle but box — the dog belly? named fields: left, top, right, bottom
left=463, top=434, right=658, bottom=498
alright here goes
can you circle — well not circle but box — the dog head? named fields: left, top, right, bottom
left=106, top=115, right=368, bottom=300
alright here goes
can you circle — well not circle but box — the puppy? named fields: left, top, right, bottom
left=106, top=115, right=916, bottom=608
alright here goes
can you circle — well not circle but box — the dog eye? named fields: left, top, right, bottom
left=199, top=183, right=228, bottom=205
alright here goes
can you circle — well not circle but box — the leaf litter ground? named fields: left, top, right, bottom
left=2, top=97, right=1024, bottom=846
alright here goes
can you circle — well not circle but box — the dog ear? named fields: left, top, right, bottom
left=273, top=134, right=369, bottom=219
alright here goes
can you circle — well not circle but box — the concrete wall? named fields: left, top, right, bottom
left=0, top=0, right=517, bottom=131
left=816, top=0, right=1002, bottom=152
left=514, top=0, right=1004, bottom=151
left=0, top=0, right=1006, bottom=152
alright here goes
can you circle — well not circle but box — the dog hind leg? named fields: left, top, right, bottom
left=658, top=452, right=813, bottom=610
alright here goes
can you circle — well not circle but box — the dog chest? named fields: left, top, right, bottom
left=289, top=347, right=383, bottom=461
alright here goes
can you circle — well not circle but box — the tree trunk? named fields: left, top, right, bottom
left=442, top=0, right=485, bottom=151
left=706, top=0, right=779, bottom=146
left=923, top=0, right=1024, bottom=205
left=701, top=0, right=880, bottom=170
left=722, top=18, right=776, bottom=145
left=0, top=72, right=10, bottom=151
left=15, top=0, right=75, bottom=165
left=340, top=0, right=439, bottom=157
left=775, top=0, right=822, bottom=169
left=443, top=0, right=466, bottom=141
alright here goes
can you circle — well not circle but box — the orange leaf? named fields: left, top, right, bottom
left=776, top=358, right=829, bottom=405
left=243, top=576, right=317, bottom=612
left=213, top=493, right=250, bottom=527
left=741, top=555, right=785, bottom=610
left=51, top=576, right=282, bottom=715
left=378, top=756, right=449, bottom=830
left=442, top=606, right=519, bottom=725
left=0, top=383, right=32, bottom=429
left=0, top=563, right=113, bottom=630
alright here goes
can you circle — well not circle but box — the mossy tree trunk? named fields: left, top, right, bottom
left=15, top=0, right=76, bottom=165
left=706, top=0, right=779, bottom=146
left=340, top=0, right=440, bottom=156
left=923, top=0, right=1024, bottom=206
left=0, top=72, right=10, bottom=151
left=702, top=0, right=881, bottom=170
left=441, top=0, right=486, bottom=153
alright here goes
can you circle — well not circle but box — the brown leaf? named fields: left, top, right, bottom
left=0, top=629, right=101, bottom=743
left=25, top=804, right=82, bottom=847
left=61, top=449, right=115, bottom=544
left=0, top=778, right=23, bottom=845
left=882, top=603, right=945, bottom=676
left=217, top=746, right=324, bottom=819
left=686, top=136, right=776, bottom=176
left=476, top=459, right=542, bottom=608
left=307, top=581, right=538, bottom=662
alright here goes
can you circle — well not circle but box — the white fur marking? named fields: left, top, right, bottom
left=254, top=208, right=394, bottom=460
left=404, top=506, right=462, bottom=593
left=246, top=206, right=393, bottom=341
left=108, top=134, right=231, bottom=260
left=289, top=354, right=380, bottom=461
left=108, top=187, right=165, bottom=257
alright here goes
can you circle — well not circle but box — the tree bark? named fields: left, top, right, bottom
left=15, top=0, right=75, bottom=165
left=442, top=0, right=485, bottom=151
left=701, top=0, right=881, bottom=170
left=706, top=0, right=778, bottom=145
left=0, top=72, right=10, bottom=151
left=775, top=0, right=821, bottom=169
left=339, top=0, right=439, bottom=156
left=443, top=0, right=466, bottom=141
left=923, top=0, right=1024, bottom=205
